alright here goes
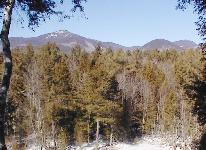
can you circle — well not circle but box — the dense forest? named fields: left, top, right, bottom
left=1, top=43, right=205, bottom=149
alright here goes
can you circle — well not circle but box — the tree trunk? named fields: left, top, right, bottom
left=95, top=119, right=99, bottom=149
left=0, top=0, right=15, bottom=149
left=109, top=125, right=113, bottom=146
left=87, top=114, right=90, bottom=144
left=52, top=121, right=57, bottom=150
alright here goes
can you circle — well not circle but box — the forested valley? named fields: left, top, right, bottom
left=2, top=43, right=205, bottom=149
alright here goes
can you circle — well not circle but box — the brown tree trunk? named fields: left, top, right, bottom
left=109, top=125, right=113, bottom=146
left=87, top=114, right=90, bottom=144
left=95, top=119, right=99, bottom=149
left=0, top=0, right=15, bottom=149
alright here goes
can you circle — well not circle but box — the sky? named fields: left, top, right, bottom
left=9, top=0, right=202, bottom=47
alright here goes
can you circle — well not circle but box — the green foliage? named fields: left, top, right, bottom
left=4, top=44, right=202, bottom=147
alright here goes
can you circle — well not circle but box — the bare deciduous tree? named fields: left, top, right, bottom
left=24, top=60, right=45, bottom=149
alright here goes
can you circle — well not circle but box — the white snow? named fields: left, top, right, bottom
left=46, top=33, right=58, bottom=38
left=70, top=135, right=192, bottom=150
left=115, top=143, right=170, bottom=150
left=21, top=135, right=192, bottom=150
left=66, top=142, right=172, bottom=150
left=45, top=30, right=72, bottom=39
left=27, top=145, right=46, bottom=150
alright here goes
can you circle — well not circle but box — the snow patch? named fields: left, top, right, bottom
left=46, top=33, right=58, bottom=39
left=46, top=30, right=71, bottom=39
left=72, top=135, right=192, bottom=150
left=18, top=135, right=193, bottom=150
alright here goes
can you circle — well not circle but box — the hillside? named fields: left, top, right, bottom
left=142, top=39, right=181, bottom=50
left=1, top=30, right=198, bottom=51
left=8, top=30, right=127, bottom=51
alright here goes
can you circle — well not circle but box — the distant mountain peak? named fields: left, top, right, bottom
left=55, top=30, right=69, bottom=33
left=142, top=39, right=181, bottom=50
left=4, top=30, right=198, bottom=52
left=173, top=40, right=198, bottom=49
left=141, top=39, right=198, bottom=51
left=45, top=30, right=72, bottom=39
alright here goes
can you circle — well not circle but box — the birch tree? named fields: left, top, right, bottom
left=0, top=1, right=15, bottom=149
left=0, top=0, right=86, bottom=149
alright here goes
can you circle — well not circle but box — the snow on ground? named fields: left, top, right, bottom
left=114, top=143, right=170, bottom=150
left=67, top=135, right=190, bottom=150
left=23, top=135, right=192, bottom=150
left=68, top=135, right=191, bottom=150
left=69, top=142, right=172, bottom=150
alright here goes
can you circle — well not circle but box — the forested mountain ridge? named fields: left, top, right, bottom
left=174, top=40, right=198, bottom=49
left=8, top=30, right=128, bottom=51
left=142, top=39, right=198, bottom=50
left=2, top=30, right=198, bottom=51
left=3, top=43, right=204, bottom=149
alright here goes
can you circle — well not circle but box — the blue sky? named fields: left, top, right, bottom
left=9, top=0, right=202, bottom=46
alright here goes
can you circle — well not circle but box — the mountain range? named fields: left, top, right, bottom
left=3, top=30, right=198, bottom=51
